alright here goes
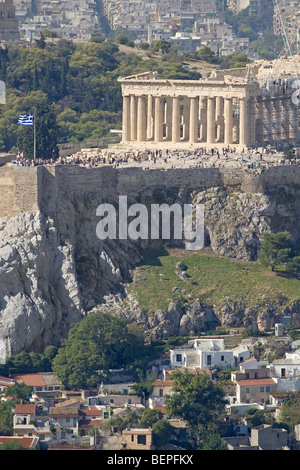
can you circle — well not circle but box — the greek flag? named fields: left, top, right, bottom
left=18, top=114, right=34, bottom=126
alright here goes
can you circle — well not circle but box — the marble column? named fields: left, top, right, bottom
left=264, top=99, right=273, bottom=144
left=239, top=97, right=248, bottom=146
left=130, top=95, right=137, bottom=141
left=199, top=96, right=207, bottom=142
left=272, top=99, right=282, bottom=143
left=256, top=99, right=264, bottom=145
left=172, top=96, right=181, bottom=143
left=147, top=95, right=154, bottom=140
left=122, top=95, right=131, bottom=142
left=215, top=96, right=224, bottom=142
left=189, top=97, right=198, bottom=143
left=166, top=97, right=173, bottom=141
left=281, top=98, right=290, bottom=141
left=207, top=97, right=216, bottom=144
left=137, top=95, right=147, bottom=142
left=290, top=103, right=299, bottom=141
left=224, top=97, right=233, bottom=145
left=183, top=96, right=190, bottom=141
left=216, top=96, right=224, bottom=142
left=154, top=96, right=163, bottom=142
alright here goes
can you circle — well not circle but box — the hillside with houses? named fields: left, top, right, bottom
left=1, top=325, right=300, bottom=451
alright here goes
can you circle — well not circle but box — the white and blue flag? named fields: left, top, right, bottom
left=18, top=114, right=34, bottom=126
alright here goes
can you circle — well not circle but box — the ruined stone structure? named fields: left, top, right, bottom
left=119, top=68, right=300, bottom=149
left=0, top=0, right=19, bottom=42
left=1, top=163, right=300, bottom=219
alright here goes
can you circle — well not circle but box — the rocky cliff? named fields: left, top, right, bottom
left=0, top=165, right=299, bottom=361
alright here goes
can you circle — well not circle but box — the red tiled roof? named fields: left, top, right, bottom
left=236, top=378, right=276, bottom=387
left=0, top=376, right=15, bottom=384
left=79, top=406, right=103, bottom=417
left=15, top=373, right=46, bottom=387
left=152, top=380, right=173, bottom=387
left=0, top=436, right=36, bottom=449
left=153, top=406, right=167, bottom=413
left=14, top=404, right=37, bottom=415
left=49, top=407, right=79, bottom=418
left=80, top=419, right=102, bottom=428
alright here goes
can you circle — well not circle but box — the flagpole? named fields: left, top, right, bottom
left=33, top=113, right=36, bottom=161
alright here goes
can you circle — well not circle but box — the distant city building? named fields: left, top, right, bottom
left=0, top=0, right=20, bottom=41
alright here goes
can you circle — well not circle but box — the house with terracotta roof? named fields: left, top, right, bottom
left=0, top=375, right=16, bottom=392
left=15, top=372, right=63, bottom=392
left=79, top=405, right=104, bottom=434
left=49, top=406, right=79, bottom=436
left=15, top=373, right=47, bottom=392
left=149, top=379, right=174, bottom=415
left=13, top=403, right=52, bottom=443
left=0, top=436, right=39, bottom=450
left=236, top=378, right=277, bottom=404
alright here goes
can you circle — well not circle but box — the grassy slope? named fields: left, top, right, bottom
left=128, top=248, right=300, bottom=315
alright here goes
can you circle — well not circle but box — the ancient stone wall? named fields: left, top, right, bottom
left=0, top=164, right=300, bottom=219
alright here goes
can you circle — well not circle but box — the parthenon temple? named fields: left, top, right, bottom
left=119, top=58, right=300, bottom=149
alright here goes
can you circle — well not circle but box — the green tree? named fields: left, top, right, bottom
left=52, top=312, right=145, bottom=389
left=139, top=408, right=163, bottom=427
left=152, top=40, right=172, bottom=54
left=164, top=370, right=226, bottom=441
left=152, top=419, right=174, bottom=447
left=131, top=374, right=156, bottom=400
left=18, top=99, right=59, bottom=160
left=200, top=431, right=227, bottom=450
left=3, top=383, right=32, bottom=402
left=244, top=408, right=275, bottom=429
left=0, top=401, right=14, bottom=435
left=259, top=231, right=293, bottom=271
left=197, top=46, right=219, bottom=64
left=279, top=391, right=300, bottom=429
left=287, top=256, right=300, bottom=274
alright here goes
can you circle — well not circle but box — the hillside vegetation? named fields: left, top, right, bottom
left=129, top=248, right=300, bottom=314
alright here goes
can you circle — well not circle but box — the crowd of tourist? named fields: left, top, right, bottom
left=9, top=146, right=300, bottom=170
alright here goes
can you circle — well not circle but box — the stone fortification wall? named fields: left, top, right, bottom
left=0, top=164, right=300, bottom=218
left=0, top=165, right=40, bottom=218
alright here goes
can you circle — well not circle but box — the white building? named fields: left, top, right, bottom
left=170, top=338, right=250, bottom=370
left=267, top=350, right=300, bottom=379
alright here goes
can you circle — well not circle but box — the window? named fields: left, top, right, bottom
left=66, top=418, right=70, bottom=423
left=159, top=389, right=163, bottom=397
left=176, top=354, right=182, bottom=362
left=221, top=355, right=224, bottom=361
left=137, top=435, right=147, bottom=445
left=260, top=387, right=264, bottom=392
left=207, top=355, right=211, bottom=365
left=246, top=388, right=250, bottom=393
left=266, top=386, right=270, bottom=392
left=131, top=435, right=134, bottom=442
left=281, top=368, right=286, bottom=377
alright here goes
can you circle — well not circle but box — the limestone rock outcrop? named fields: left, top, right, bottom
left=0, top=173, right=299, bottom=361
